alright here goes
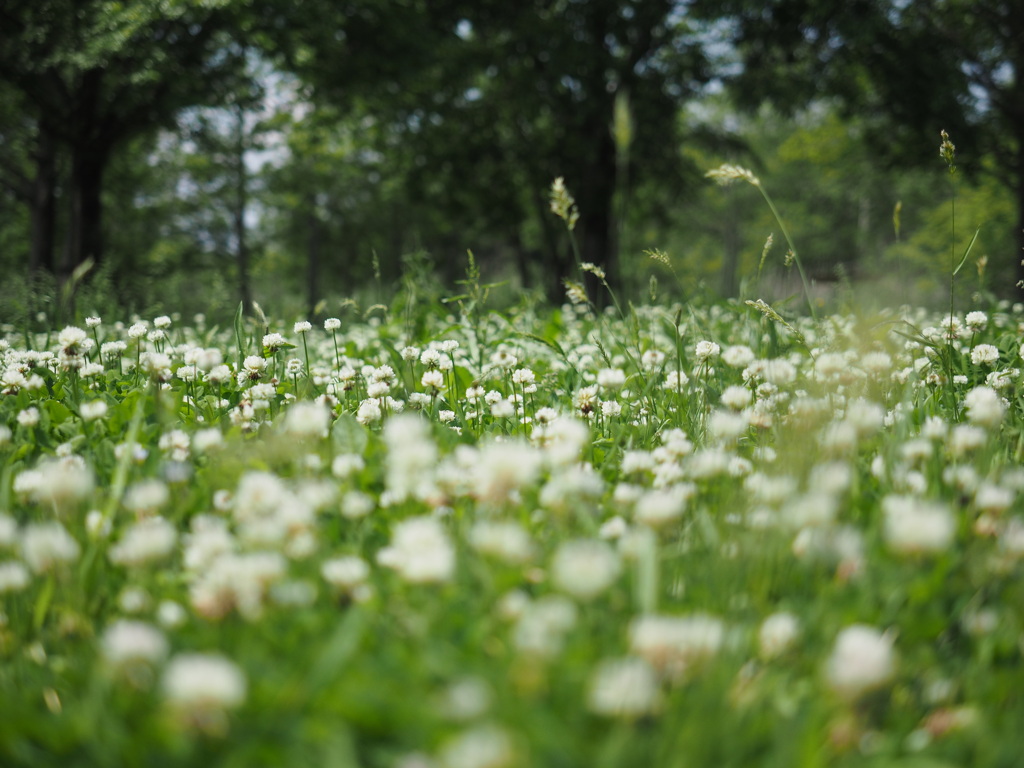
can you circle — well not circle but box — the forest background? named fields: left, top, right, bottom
left=0, top=0, right=1021, bottom=324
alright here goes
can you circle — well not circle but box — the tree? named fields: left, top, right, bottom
left=274, top=0, right=711, bottom=296
left=0, top=0, right=252, bottom=286
left=702, top=0, right=1024, bottom=292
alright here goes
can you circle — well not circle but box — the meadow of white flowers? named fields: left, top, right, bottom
left=2, top=294, right=1024, bottom=767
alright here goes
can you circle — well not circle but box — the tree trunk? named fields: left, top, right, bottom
left=28, top=127, right=56, bottom=275
left=232, top=106, right=252, bottom=314
left=529, top=182, right=565, bottom=302
left=577, top=125, right=620, bottom=301
left=1017, top=135, right=1024, bottom=294
left=61, top=141, right=107, bottom=282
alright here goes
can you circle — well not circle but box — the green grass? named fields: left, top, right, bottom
left=1, top=289, right=1024, bottom=767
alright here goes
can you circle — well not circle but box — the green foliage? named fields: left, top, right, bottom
left=3, top=292, right=1024, bottom=765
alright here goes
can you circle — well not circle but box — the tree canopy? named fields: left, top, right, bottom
left=0, top=0, right=1020, bottom=316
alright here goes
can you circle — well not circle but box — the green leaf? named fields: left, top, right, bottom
left=514, top=331, right=568, bottom=362
left=33, top=574, right=55, bottom=632
left=331, top=414, right=368, bottom=456
left=234, top=300, right=247, bottom=366
left=305, top=608, right=368, bottom=694
left=952, top=227, right=981, bottom=276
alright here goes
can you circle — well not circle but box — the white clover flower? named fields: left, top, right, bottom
left=205, top=364, right=232, bottom=384
left=101, top=620, right=169, bottom=667
left=970, top=344, right=999, bottom=366
left=861, top=351, right=893, bottom=374
left=963, top=385, right=1005, bottom=427
left=123, top=479, right=170, bottom=515
left=641, top=349, right=666, bottom=369
left=596, top=368, right=626, bottom=390
left=0, top=514, right=17, bottom=547
left=882, top=496, right=955, bottom=555
left=293, top=320, right=312, bottom=334
left=512, top=595, right=577, bottom=656
left=845, top=399, right=885, bottom=436
left=356, top=399, right=382, bottom=425
left=438, top=723, right=515, bottom=768
left=324, top=318, right=341, bottom=331
left=601, top=400, right=622, bottom=418
left=283, top=401, right=330, bottom=439
left=722, top=345, right=755, bottom=368
left=707, top=409, right=748, bottom=441
left=158, top=600, right=187, bottom=629
left=321, top=555, right=370, bottom=590
left=190, top=551, right=286, bottom=620
left=975, top=482, right=1014, bottom=513
left=1, top=368, right=27, bottom=394
left=587, top=657, right=661, bottom=717
left=720, top=385, right=752, bottom=410
left=17, top=407, right=40, bottom=428
left=0, top=561, right=30, bottom=593
left=421, top=370, right=445, bottom=391
left=21, top=522, right=80, bottom=573
left=511, top=366, right=536, bottom=388
left=341, top=490, right=374, bottom=519
left=695, top=340, right=720, bottom=361
left=377, top=516, right=454, bottom=584
left=599, top=515, right=629, bottom=539
left=332, top=454, right=365, bottom=478
left=420, top=349, right=443, bottom=369
left=29, top=459, right=94, bottom=510
left=109, top=517, right=177, bottom=567
left=759, top=612, right=801, bottom=659
left=634, top=486, right=690, bottom=528
left=534, top=406, right=559, bottom=424
left=490, top=399, right=514, bottom=419
left=158, top=429, right=190, bottom=461
left=383, top=415, right=438, bottom=504
left=142, top=352, right=172, bottom=379
left=551, top=539, right=621, bottom=600
left=965, top=311, right=988, bottom=332
left=535, top=416, right=589, bottom=466
left=57, top=325, right=88, bottom=352
left=471, top=440, right=541, bottom=504
left=119, top=586, right=151, bottom=613
left=469, top=521, right=534, bottom=564
left=79, top=399, right=107, bottom=423
left=574, top=385, right=599, bottom=417
left=242, top=355, right=266, bottom=374
left=162, top=653, right=246, bottom=712
left=192, top=428, right=223, bottom=454
left=628, top=613, right=724, bottom=679
left=370, top=365, right=397, bottom=384
left=825, top=625, right=896, bottom=700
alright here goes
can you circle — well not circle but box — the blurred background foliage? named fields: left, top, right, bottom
left=0, top=0, right=1020, bottom=325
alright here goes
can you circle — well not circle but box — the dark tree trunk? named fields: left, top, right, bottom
left=1016, top=172, right=1024, bottom=293
left=529, top=182, right=565, bottom=302
left=1017, top=134, right=1024, bottom=293
left=60, top=141, right=108, bottom=283
left=28, top=127, right=56, bottom=275
left=232, top=106, right=252, bottom=314
left=577, top=122, right=620, bottom=300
